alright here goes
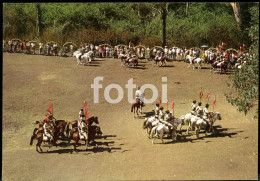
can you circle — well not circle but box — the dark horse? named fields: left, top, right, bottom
left=131, top=99, right=143, bottom=117
left=30, top=124, right=63, bottom=153
left=34, top=119, right=68, bottom=139
left=65, top=116, right=99, bottom=137
left=67, top=125, right=103, bottom=151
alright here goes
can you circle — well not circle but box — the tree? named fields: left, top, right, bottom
left=35, top=3, right=42, bottom=37
left=225, top=4, right=259, bottom=119
left=230, top=2, right=242, bottom=30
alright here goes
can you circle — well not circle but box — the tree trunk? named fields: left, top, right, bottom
left=230, top=3, right=242, bottom=30
left=161, top=3, right=168, bottom=47
left=36, top=3, right=42, bottom=37
left=186, top=3, right=189, bottom=16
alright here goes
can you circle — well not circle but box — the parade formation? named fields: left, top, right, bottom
left=3, top=39, right=250, bottom=74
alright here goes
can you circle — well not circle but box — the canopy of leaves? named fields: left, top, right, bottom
left=3, top=2, right=256, bottom=47
left=225, top=4, right=259, bottom=118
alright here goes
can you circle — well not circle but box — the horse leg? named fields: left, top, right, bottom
left=160, top=133, right=164, bottom=144
left=37, top=140, right=43, bottom=153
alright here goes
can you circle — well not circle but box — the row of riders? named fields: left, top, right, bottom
left=142, top=100, right=222, bottom=144
left=30, top=108, right=102, bottom=152
left=4, top=39, right=250, bottom=72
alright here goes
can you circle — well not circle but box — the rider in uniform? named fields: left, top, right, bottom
left=43, top=119, right=54, bottom=141
left=191, top=100, right=197, bottom=115
left=196, top=102, right=203, bottom=118
left=78, top=114, right=88, bottom=140
left=135, top=86, right=144, bottom=107
left=203, top=104, right=210, bottom=122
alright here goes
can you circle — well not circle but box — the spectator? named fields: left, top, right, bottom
left=31, top=42, right=36, bottom=54
left=146, top=46, right=150, bottom=59
left=98, top=46, right=102, bottom=58
left=46, top=43, right=50, bottom=56
left=26, top=41, right=31, bottom=54
left=39, top=42, right=43, bottom=55
left=13, top=40, right=18, bottom=53
left=106, top=46, right=110, bottom=58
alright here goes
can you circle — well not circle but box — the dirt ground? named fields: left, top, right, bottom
left=2, top=53, right=258, bottom=180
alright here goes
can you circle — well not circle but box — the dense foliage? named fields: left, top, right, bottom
left=225, top=4, right=259, bottom=118
left=2, top=2, right=256, bottom=48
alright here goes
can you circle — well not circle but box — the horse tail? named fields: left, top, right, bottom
left=66, top=122, right=71, bottom=137
left=131, top=104, right=134, bottom=112
left=32, top=128, right=38, bottom=135
left=150, top=127, right=157, bottom=139
left=142, top=118, right=148, bottom=129
left=30, top=128, right=38, bottom=145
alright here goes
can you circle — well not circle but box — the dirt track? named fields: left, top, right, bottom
left=2, top=53, right=258, bottom=180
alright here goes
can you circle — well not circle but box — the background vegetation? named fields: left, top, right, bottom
left=2, top=3, right=257, bottom=48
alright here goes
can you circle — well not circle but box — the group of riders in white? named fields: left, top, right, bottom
left=142, top=99, right=221, bottom=144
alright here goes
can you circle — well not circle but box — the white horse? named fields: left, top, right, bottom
left=195, top=118, right=210, bottom=138
left=180, top=113, right=196, bottom=133
left=188, top=57, right=203, bottom=69
left=207, top=112, right=222, bottom=133
left=149, top=121, right=177, bottom=144
left=76, top=51, right=94, bottom=65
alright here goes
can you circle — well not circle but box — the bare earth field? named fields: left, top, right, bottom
left=2, top=53, right=258, bottom=180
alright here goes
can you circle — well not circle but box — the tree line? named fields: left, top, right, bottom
left=2, top=3, right=256, bottom=48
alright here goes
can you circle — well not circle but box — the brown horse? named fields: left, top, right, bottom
left=34, top=120, right=68, bottom=139
left=66, top=116, right=99, bottom=137
left=122, top=57, right=138, bottom=67
left=30, top=124, right=63, bottom=153
left=67, top=125, right=103, bottom=151
left=131, top=99, right=142, bottom=117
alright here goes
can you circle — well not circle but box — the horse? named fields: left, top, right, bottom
left=195, top=118, right=210, bottom=138
left=30, top=124, right=63, bottom=153
left=153, top=56, right=166, bottom=67
left=122, top=57, right=138, bottom=67
left=66, top=116, right=99, bottom=137
left=210, top=58, right=228, bottom=74
left=179, top=113, right=195, bottom=134
left=149, top=121, right=177, bottom=144
left=34, top=120, right=68, bottom=139
left=67, top=125, right=102, bottom=151
left=207, top=112, right=222, bottom=133
left=131, top=99, right=142, bottom=117
left=81, top=50, right=94, bottom=65
left=187, top=56, right=203, bottom=69
left=143, top=116, right=159, bottom=134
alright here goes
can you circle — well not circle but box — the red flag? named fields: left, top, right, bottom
left=206, top=93, right=210, bottom=100
left=83, top=100, right=86, bottom=110
left=172, top=100, right=174, bottom=110
left=222, top=42, right=227, bottom=46
left=159, top=96, right=161, bottom=104
left=240, top=46, right=244, bottom=50
left=45, top=114, right=49, bottom=122
left=166, top=100, right=169, bottom=108
left=219, top=45, right=223, bottom=49
left=243, top=44, right=247, bottom=48
left=212, top=99, right=216, bottom=106
left=49, top=103, right=53, bottom=113
left=199, top=90, right=203, bottom=98
left=86, top=112, right=89, bottom=119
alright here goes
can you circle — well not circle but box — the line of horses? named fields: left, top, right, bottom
left=138, top=105, right=222, bottom=144
left=30, top=116, right=102, bottom=153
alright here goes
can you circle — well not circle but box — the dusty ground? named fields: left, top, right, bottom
left=2, top=53, right=258, bottom=180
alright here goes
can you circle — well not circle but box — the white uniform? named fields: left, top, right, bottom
left=203, top=107, right=209, bottom=120
left=43, top=122, right=54, bottom=141
left=78, top=118, right=88, bottom=140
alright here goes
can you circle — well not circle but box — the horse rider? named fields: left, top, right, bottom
left=155, top=103, right=160, bottom=116
left=46, top=110, right=56, bottom=126
left=135, top=86, right=144, bottom=107
left=43, top=119, right=54, bottom=142
left=202, top=103, right=210, bottom=122
left=79, top=108, right=85, bottom=119
left=191, top=100, right=197, bottom=115
left=196, top=102, right=203, bottom=118
left=78, top=114, right=88, bottom=140
left=164, top=110, right=172, bottom=121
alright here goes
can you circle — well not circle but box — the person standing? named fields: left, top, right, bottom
left=39, top=42, right=43, bottom=55
left=26, top=41, right=31, bottom=54
left=31, top=42, right=36, bottom=54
